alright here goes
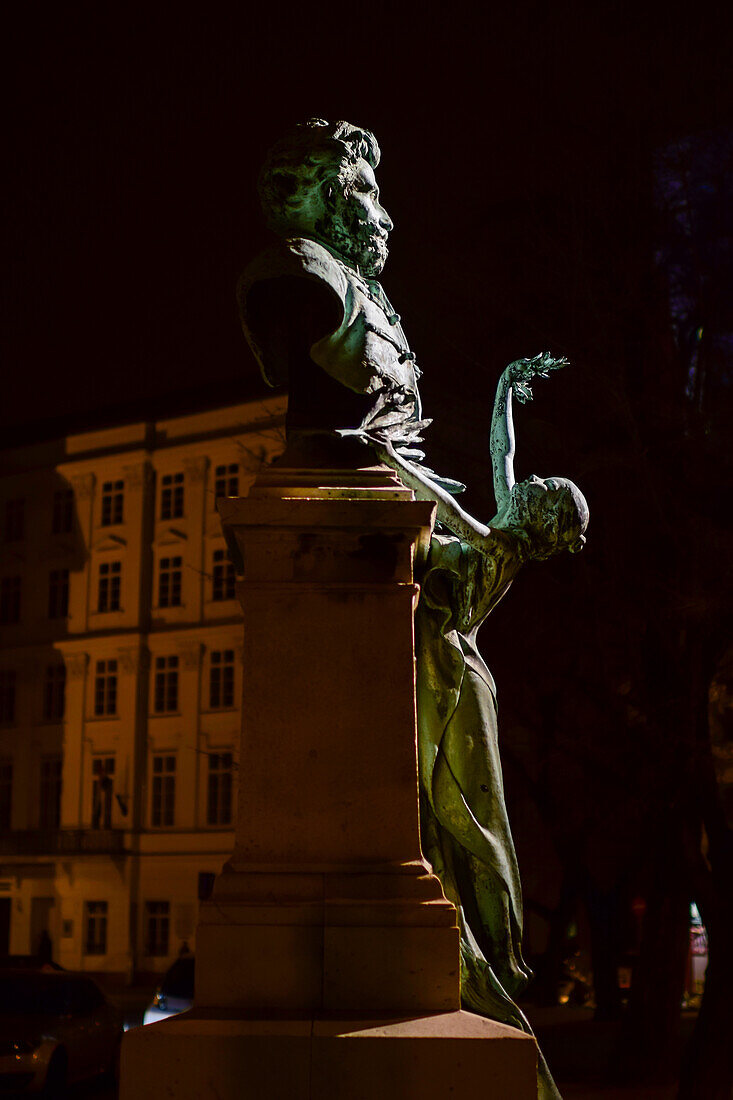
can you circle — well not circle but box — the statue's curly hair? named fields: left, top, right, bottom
left=258, top=118, right=381, bottom=237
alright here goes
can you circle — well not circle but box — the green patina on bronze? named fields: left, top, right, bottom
left=240, top=120, right=590, bottom=1100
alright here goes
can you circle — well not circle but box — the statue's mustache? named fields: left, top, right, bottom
left=362, top=225, right=389, bottom=249
left=355, top=220, right=388, bottom=244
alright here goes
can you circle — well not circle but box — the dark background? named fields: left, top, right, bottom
left=4, top=4, right=733, bottom=1096
left=3, top=5, right=729, bottom=437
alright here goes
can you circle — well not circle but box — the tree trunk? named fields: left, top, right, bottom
left=619, top=817, right=690, bottom=1084
left=677, top=634, right=733, bottom=1098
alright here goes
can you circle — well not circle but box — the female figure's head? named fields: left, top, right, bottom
left=500, top=474, right=589, bottom=561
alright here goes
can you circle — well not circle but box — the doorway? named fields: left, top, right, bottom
left=30, top=896, right=56, bottom=961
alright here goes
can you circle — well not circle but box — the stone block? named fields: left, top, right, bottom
left=322, top=924, right=460, bottom=1013
left=196, top=922, right=324, bottom=1011
left=121, top=1010, right=538, bottom=1100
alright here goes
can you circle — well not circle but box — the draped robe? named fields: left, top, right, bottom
left=416, top=533, right=561, bottom=1100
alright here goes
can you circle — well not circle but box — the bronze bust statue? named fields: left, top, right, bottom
left=238, top=119, right=437, bottom=472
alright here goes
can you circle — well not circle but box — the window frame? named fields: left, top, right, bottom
left=158, top=556, right=182, bottom=608
left=211, top=549, right=235, bottom=602
left=91, top=755, right=115, bottom=829
left=214, top=463, right=239, bottom=500
left=153, top=656, right=179, bottom=713
left=151, top=754, right=176, bottom=828
left=93, top=659, right=118, bottom=717
left=97, top=560, right=121, bottom=613
left=100, top=479, right=124, bottom=527
left=209, top=649, right=235, bottom=709
left=84, top=901, right=108, bottom=956
left=207, top=751, right=234, bottom=826
left=160, top=472, right=184, bottom=520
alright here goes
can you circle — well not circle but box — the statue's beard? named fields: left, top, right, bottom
left=316, top=206, right=389, bottom=277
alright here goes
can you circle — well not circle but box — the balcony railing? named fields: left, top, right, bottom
left=0, top=829, right=127, bottom=856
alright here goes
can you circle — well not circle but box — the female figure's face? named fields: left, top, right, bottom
left=505, top=475, right=586, bottom=559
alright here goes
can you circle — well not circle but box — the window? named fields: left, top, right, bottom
left=97, top=560, right=121, bottom=612
left=209, top=650, right=235, bottom=709
left=91, top=756, right=115, bottom=829
left=101, top=480, right=124, bottom=526
left=158, top=557, right=182, bottom=607
left=84, top=901, right=107, bottom=955
left=94, top=659, right=117, bottom=716
left=144, top=901, right=170, bottom=956
left=151, top=755, right=176, bottom=827
left=160, top=473, right=184, bottom=519
left=0, top=671, right=15, bottom=724
left=0, top=577, right=21, bottom=624
left=39, top=755, right=62, bottom=829
left=43, top=665, right=66, bottom=721
left=212, top=549, right=235, bottom=601
left=207, top=752, right=233, bottom=826
left=154, top=656, right=179, bottom=713
left=48, top=568, right=69, bottom=619
left=0, top=762, right=12, bottom=830
left=52, top=488, right=74, bottom=534
left=4, top=499, right=24, bottom=542
left=214, top=464, right=239, bottom=499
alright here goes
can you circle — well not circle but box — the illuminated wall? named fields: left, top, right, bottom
left=0, top=395, right=285, bottom=978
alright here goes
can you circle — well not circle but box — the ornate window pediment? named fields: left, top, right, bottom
left=92, top=533, right=127, bottom=552
left=155, top=527, right=187, bottom=547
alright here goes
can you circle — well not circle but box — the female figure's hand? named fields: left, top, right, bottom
left=503, top=352, right=569, bottom=405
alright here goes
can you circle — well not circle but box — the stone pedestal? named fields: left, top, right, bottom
left=121, top=464, right=537, bottom=1099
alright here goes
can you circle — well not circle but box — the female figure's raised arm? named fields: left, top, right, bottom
left=489, top=353, right=568, bottom=522
left=372, top=352, right=570, bottom=552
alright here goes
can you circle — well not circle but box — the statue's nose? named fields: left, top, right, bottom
left=379, top=205, right=394, bottom=232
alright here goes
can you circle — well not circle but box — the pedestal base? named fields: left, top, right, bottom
left=195, top=862, right=460, bottom=1016
left=121, top=1009, right=538, bottom=1099
left=119, top=472, right=538, bottom=1098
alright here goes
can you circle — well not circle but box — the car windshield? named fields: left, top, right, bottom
left=160, top=957, right=195, bottom=999
left=0, top=974, right=73, bottom=1015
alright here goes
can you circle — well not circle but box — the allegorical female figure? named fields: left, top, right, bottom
left=377, top=355, right=588, bottom=1100
left=241, top=119, right=589, bottom=1100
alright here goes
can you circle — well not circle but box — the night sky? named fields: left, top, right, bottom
left=4, top=6, right=730, bottom=442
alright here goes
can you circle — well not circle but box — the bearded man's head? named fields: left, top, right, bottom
left=258, top=119, right=393, bottom=277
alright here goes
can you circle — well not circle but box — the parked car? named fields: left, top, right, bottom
left=143, top=955, right=195, bottom=1024
left=0, top=969, right=123, bottom=1094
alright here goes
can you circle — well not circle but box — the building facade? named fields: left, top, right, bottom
left=0, top=396, right=285, bottom=981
